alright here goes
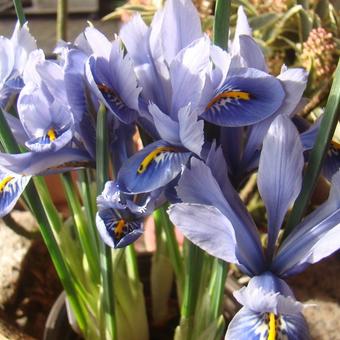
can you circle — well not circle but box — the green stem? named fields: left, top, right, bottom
left=56, top=0, right=68, bottom=41
left=34, top=176, right=63, bottom=234
left=208, top=259, right=228, bottom=320
left=181, top=241, right=205, bottom=339
left=60, top=172, right=100, bottom=283
left=125, top=245, right=139, bottom=283
left=12, top=0, right=26, bottom=26
left=96, top=105, right=117, bottom=340
left=78, top=169, right=100, bottom=248
left=154, top=205, right=184, bottom=301
left=213, top=0, right=231, bottom=50
left=283, top=60, right=340, bottom=240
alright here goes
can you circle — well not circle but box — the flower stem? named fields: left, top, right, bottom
left=12, top=0, right=26, bottom=26
left=96, top=104, right=117, bottom=340
left=283, top=59, right=340, bottom=240
left=60, top=172, right=100, bottom=283
left=56, top=0, right=68, bottom=41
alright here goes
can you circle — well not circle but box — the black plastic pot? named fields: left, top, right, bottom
left=43, top=292, right=82, bottom=340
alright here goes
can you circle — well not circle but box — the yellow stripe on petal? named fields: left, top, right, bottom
left=268, top=313, right=277, bottom=340
left=47, top=128, right=57, bottom=141
left=137, top=146, right=178, bottom=174
left=0, top=176, right=14, bottom=192
left=207, top=91, right=251, bottom=110
left=115, top=219, right=125, bottom=239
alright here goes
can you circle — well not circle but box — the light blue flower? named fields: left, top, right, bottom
left=0, top=22, right=37, bottom=108
left=168, top=115, right=340, bottom=338
left=96, top=180, right=165, bottom=248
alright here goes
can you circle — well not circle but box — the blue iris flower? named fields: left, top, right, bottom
left=115, top=1, right=307, bottom=195
left=168, top=115, right=340, bottom=339
left=0, top=50, right=93, bottom=217
left=0, top=22, right=37, bottom=108
left=96, top=180, right=165, bottom=248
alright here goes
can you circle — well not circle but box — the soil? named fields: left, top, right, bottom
left=0, top=210, right=340, bottom=339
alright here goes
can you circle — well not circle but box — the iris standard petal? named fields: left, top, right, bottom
left=0, top=171, right=31, bottom=217
left=258, top=115, right=304, bottom=258
left=119, top=13, right=150, bottom=66
left=148, top=103, right=181, bottom=145
left=97, top=180, right=125, bottom=211
left=11, top=22, right=37, bottom=75
left=96, top=209, right=143, bottom=248
left=169, top=37, right=210, bottom=116
left=178, top=104, right=204, bottom=156
left=160, top=0, right=202, bottom=64
left=117, top=140, right=191, bottom=194
left=84, top=27, right=111, bottom=59
left=234, top=35, right=268, bottom=72
left=0, top=37, right=15, bottom=92
left=242, top=67, right=308, bottom=171
left=64, top=49, right=89, bottom=122
left=225, top=307, right=309, bottom=340
left=202, top=68, right=285, bottom=127
left=86, top=42, right=141, bottom=124
left=273, top=171, right=340, bottom=276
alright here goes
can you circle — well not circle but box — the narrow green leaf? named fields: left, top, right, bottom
left=12, top=0, right=26, bottom=26
left=283, top=59, right=340, bottom=240
left=96, top=104, right=117, bottom=340
left=213, top=0, right=231, bottom=50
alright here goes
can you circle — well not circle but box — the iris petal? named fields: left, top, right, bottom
left=96, top=209, right=143, bottom=248
left=202, top=68, right=285, bottom=127
left=117, top=140, right=191, bottom=194
left=0, top=172, right=31, bottom=217
left=225, top=307, right=309, bottom=340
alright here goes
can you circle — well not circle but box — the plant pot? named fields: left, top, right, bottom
left=43, top=292, right=82, bottom=340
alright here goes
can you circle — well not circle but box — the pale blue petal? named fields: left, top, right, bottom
left=0, top=148, right=92, bottom=175
left=273, top=171, right=340, bottom=276
left=0, top=171, right=31, bottom=217
left=84, top=27, right=111, bottom=59
left=258, top=115, right=304, bottom=258
left=234, top=35, right=267, bottom=72
left=160, top=0, right=202, bottom=64
left=148, top=103, right=181, bottom=145
left=119, top=13, right=150, bottom=66
left=240, top=67, right=307, bottom=171
left=234, top=273, right=302, bottom=315
left=0, top=37, right=14, bottom=82
left=35, top=60, right=67, bottom=104
left=178, top=104, right=204, bottom=156
left=168, top=203, right=239, bottom=264
left=176, top=158, right=265, bottom=275
left=4, top=111, right=28, bottom=145
left=170, top=37, right=210, bottom=116
left=11, top=22, right=37, bottom=74
left=117, top=140, right=191, bottom=194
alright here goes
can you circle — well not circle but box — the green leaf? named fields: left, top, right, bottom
left=249, top=13, right=280, bottom=31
